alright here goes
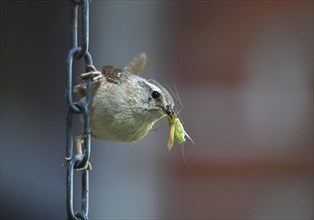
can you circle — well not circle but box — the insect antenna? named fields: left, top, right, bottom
left=181, top=143, right=191, bottom=172
left=173, top=83, right=183, bottom=115
left=165, top=83, right=182, bottom=115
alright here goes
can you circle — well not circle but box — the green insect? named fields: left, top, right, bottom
left=167, top=115, right=193, bottom=151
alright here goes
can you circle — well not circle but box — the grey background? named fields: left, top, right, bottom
left=1, top=1, right=313, bottom=219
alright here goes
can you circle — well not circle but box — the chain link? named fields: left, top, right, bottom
left=66, top=0, right=94, bottom=219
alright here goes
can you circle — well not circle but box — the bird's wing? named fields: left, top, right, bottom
left=102, top=65, right=124, bottom=84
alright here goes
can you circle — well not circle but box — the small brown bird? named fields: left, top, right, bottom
left=74, top=53, right=175, bottom=157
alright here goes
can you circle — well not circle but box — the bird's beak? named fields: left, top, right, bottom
left=163, top=105, right=175, bottom=117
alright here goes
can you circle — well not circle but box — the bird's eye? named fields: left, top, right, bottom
left=152, top=91, right=160, bottom=99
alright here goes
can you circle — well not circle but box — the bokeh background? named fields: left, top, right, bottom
left=1, top=1, right=313, bottom=219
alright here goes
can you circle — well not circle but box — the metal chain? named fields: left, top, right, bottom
left=66, top=0, right=94, bottom=219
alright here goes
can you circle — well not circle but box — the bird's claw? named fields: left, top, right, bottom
left=75, top=158, right=93, bottom=171
left=63, top=156, right=92, bottom=171
left=80, top=65, right=102, bottom=81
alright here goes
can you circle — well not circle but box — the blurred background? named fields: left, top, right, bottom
left=1, top=1, right=313, bottom=219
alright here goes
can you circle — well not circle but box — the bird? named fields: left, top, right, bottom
left=74, top=53, right=175, bottom=160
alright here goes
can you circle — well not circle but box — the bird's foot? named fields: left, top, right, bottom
left=80, top=65, right=102, bottom=81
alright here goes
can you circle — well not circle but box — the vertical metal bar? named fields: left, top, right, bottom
left=81, top=170, right=89, bottom=215
left=82, top=102, right=91, bottom=167
left=77, top=0, right=89, bottom=59
left=71, top=4, right=78, bottom=48
left=66, top=47, right=81, bottom=113
left=66, top=157, right=79, bottom=220
left=66, top=109, right=74, bottom=160
left=84, top=65, right=93, bottom=108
